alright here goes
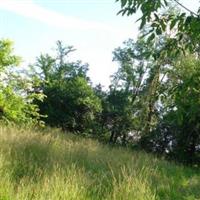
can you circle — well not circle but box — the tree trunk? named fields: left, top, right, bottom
left=122, top=133, right=126, bottom=146
left=109, top=130, right=115, bottom=143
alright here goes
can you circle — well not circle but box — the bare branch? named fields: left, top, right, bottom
left=173, top=0, right=199, bottom=17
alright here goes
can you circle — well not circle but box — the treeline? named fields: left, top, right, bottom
left=0, top=35, right=199, bottom=165
left=1, top=0, right=200, bottom=165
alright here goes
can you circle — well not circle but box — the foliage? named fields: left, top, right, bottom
left=0, top=39, right=44, bottom=125
left=32, top=41, right=101, bottom=133
left=109, top=34, right=200, bottom=165
left=109, top=38, right=165, bottom=142
left=115, top=0, right=200, bottom=164
left=0, top=39, right=20, bottom=72
left=117, top=0, right=200, bottom=55
left=106, top=88, right=134, bottom=144
left=1, top=34, right=199, bottom=165
left=140, top=56, right=200, bottom=165
left=163, top=56, right=200, bottom=164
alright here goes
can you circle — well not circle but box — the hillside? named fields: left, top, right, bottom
left=0, top=126, right=199, bottom=200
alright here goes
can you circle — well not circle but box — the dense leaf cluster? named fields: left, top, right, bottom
left=0, top=39, right=44, bottom=125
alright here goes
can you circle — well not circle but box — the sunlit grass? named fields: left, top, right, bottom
left=0, top=125, right=199, bottom=200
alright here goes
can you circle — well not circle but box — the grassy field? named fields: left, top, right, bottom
left=0, top=126, right=199, bottom=200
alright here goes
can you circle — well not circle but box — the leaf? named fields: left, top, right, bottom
left=160, top=20, right=166, bottom=31
left=121, top=0, right=128, bottom=7
left=154, top=13, right=159, bottom=21
left=163, top=0, right=168, bottom=6
left=152, top=22, right=158, bottom=27
left=178, top=33, right=183, bottom=41
left=180, top=13, right=186, bottom=18
left=147, top=33, right=155, bottom=43
left=170, top=19, right=177, bottom=30
left=140, top=17, right=146, bottom=29
left=185, top=16, right=192, bottom=26
left=156, top=27, right=162, bottom=35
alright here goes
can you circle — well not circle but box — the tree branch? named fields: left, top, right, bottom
left=173, top=0, right=199, bottom=17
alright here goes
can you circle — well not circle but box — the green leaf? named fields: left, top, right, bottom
left=170, top=19, right=177, bottom=30
left=121, top=0, right=128, bottom=7
left=185, top=16, right=192, bottom=26
left=140, top=18, right=146, bottom=29
left=160, top=20, right=166, bottom=31
left=178, top=33, right=183, bottom=41
left=154, top=13, right=159, bottom=21
left=156, top=27, right=162, bottom=35
left=147, top=33, right=155, bottom=43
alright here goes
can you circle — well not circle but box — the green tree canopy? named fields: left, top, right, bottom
left=0, top=39, right=44, bottom=125
left=33, top=41, right=101, bottom=133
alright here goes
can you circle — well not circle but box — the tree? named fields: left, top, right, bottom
left=111, top=37, right=169, bottom=138
left=140, top=55, right=200, bottom=165
left=117, top=0, right=200, bottom=55
left=92, top=84, right=109, bottom=137
left=106, top=88, right=134, bottom=144
left=0, top=39, right=44, bottom=125
left=33, top=41, right=101, bottom=133
left=165, top=56, right=200, bottom=164
left=0, top=39, right=20, bottom=72
left=117, top=1, right=200, bottom=164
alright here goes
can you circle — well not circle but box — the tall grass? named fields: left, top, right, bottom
left=0, top=125, right=199, bottom=200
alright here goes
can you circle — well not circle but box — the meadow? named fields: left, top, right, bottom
left=0, top=126, right=199, bottom=200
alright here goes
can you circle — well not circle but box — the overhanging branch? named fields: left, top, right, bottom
left=173, top=0, right=199, bottom=17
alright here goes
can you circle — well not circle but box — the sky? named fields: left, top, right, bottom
left=0, top=0, right=199, bottom=88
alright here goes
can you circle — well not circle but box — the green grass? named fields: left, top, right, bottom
left=0, top=126, right=199, bottom=200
